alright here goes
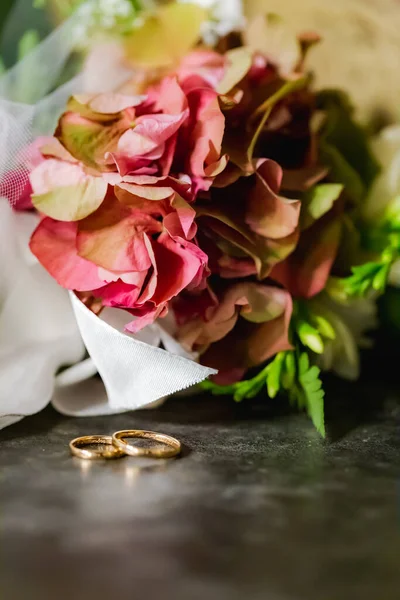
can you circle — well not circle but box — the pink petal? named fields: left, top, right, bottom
left=137, top=233, right=158, bottom=304
left=76, top=195, right=158, bottom=272
left=125, top=303, right=168, bottom=334
left=30, top=159, right=108, bottom=222
left=198, top=285, right=293, bottom=373
left=245, top=159, right=300, bottom=239
left=36, top=137, right=77, bottom=164
left=97, top=280, right=143, bottom=307
left=166, top=195, right=196, bottom=239
left=173, top=285, right=218, bottom=325
left=271, top=218, right=342, bottom=298
left=121, top=174, right=192, bottom=201
left=30, top=218, right=104, bottom=291
left=106, top=152, right=158, bottom=177
left=186, top=87, right=225, bottom=187
left=204, top=154, right=229, bottom=177
left=177, top=283, right=293, bottom=373
left=117, top=129, right=161, bottom=158
left=87, top=93, right=146, bottom=114
left=151, top=232, right=208, bottom=305
left=97, top=268, right=145, bottom=286
left=178, top=50, right=226, bottom=89
left=30, top=159, right=88, bottom=195
left=122, top=175, right=163, bottom=185
left=134, top=110, right=189, bottom=146
left=150, top=76, right=188, bottom=115
left=218, top=255, right=258, bottom=279
left=117, top=181, right=174, bottom=201
left=115, top=186, right=169, bottom=216
left=246, top=292, right=293, bottom=364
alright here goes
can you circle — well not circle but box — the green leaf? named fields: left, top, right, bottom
left=297, top=321, right=324, bottom=354
left=298, top=352, right=325, bottom=437
left=313, top=315, right=336, bottom=340
left=319, top=143, right=364, bottom=204
left=281, top=351, right=296, bottom=389
left=317, top=89, right=380, bottom=202
left=302, top=183, right=343, bottom=229
left=338, top=259, right=393, bottom=299
left=18, top=30, right=40, bottom=61
left=201, top=347, right=326, bottom=437
left=372, top=263, right=390, bottom=291
left=265, top=352, right=285, bottom=398
left=200, top=380, right=236, bottom=396
left=381, top=196, right=400, bottom=231
left=200, top=353, right=288, bottom=403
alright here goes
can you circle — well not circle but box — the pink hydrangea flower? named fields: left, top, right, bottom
left=28, top=77, right=227, bottom=331
left=30, top=184, right=208, bottom=333
left=175, top=282, right=293, bottom=383
left=53, top=79, right=226, bottom=195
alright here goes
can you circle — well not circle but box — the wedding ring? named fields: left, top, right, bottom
left=70, top=435, right=126, bottom=460
left=112, top=430, right=181, bottom=458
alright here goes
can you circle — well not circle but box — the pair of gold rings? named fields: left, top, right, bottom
left=69, top=430, right=181, bottom=460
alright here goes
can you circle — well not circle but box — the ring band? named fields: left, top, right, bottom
left=112, top=430, right=181, bottom=458
left=70, top=435, right=126, bottom=460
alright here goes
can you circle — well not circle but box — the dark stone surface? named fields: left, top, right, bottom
left=0, top=378, right=399, bottom=600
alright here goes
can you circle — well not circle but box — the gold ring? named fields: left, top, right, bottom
left=70, top=435, right=126, bottom=460
left=112, top=430, right=181, bottom=458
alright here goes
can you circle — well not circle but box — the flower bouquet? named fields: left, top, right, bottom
left=1, top=1, right=393, bottom=436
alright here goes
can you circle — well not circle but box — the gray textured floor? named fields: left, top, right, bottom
left=0, top=381, right=399, bottom=600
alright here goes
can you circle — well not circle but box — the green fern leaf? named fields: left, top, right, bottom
left=298, top=352, right=325, bottom=437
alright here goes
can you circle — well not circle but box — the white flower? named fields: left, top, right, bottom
left=388, top=257, right=400, bottom=287
left=179, top=0, right=245, bottom=45
left=74, top=0, right=136, bottom=46
left=363, top=125, right=400, bottom=288
left=313, top=294, right=378, bottom=381
left=364, top=125, right=400, bottom=222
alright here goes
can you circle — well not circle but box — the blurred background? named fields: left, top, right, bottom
left=245, top=0, right=400, bottom=124
left=243, top=0, right=400, bottom=377
left=2, top=0, right=400, bottom=124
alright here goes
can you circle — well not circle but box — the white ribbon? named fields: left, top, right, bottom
left=54, top=295, right=216, bottom=417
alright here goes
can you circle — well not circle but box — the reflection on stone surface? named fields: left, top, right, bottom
left=0, top=378, right=399, bottom=600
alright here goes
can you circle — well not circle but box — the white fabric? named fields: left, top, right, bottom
left=0, top=200, right=85, bottom=429
left=0, top=6, right=217, bottom=430
left=57, top=296, right=215, bottom=415
left=0, top=9, right=85, bottom=204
